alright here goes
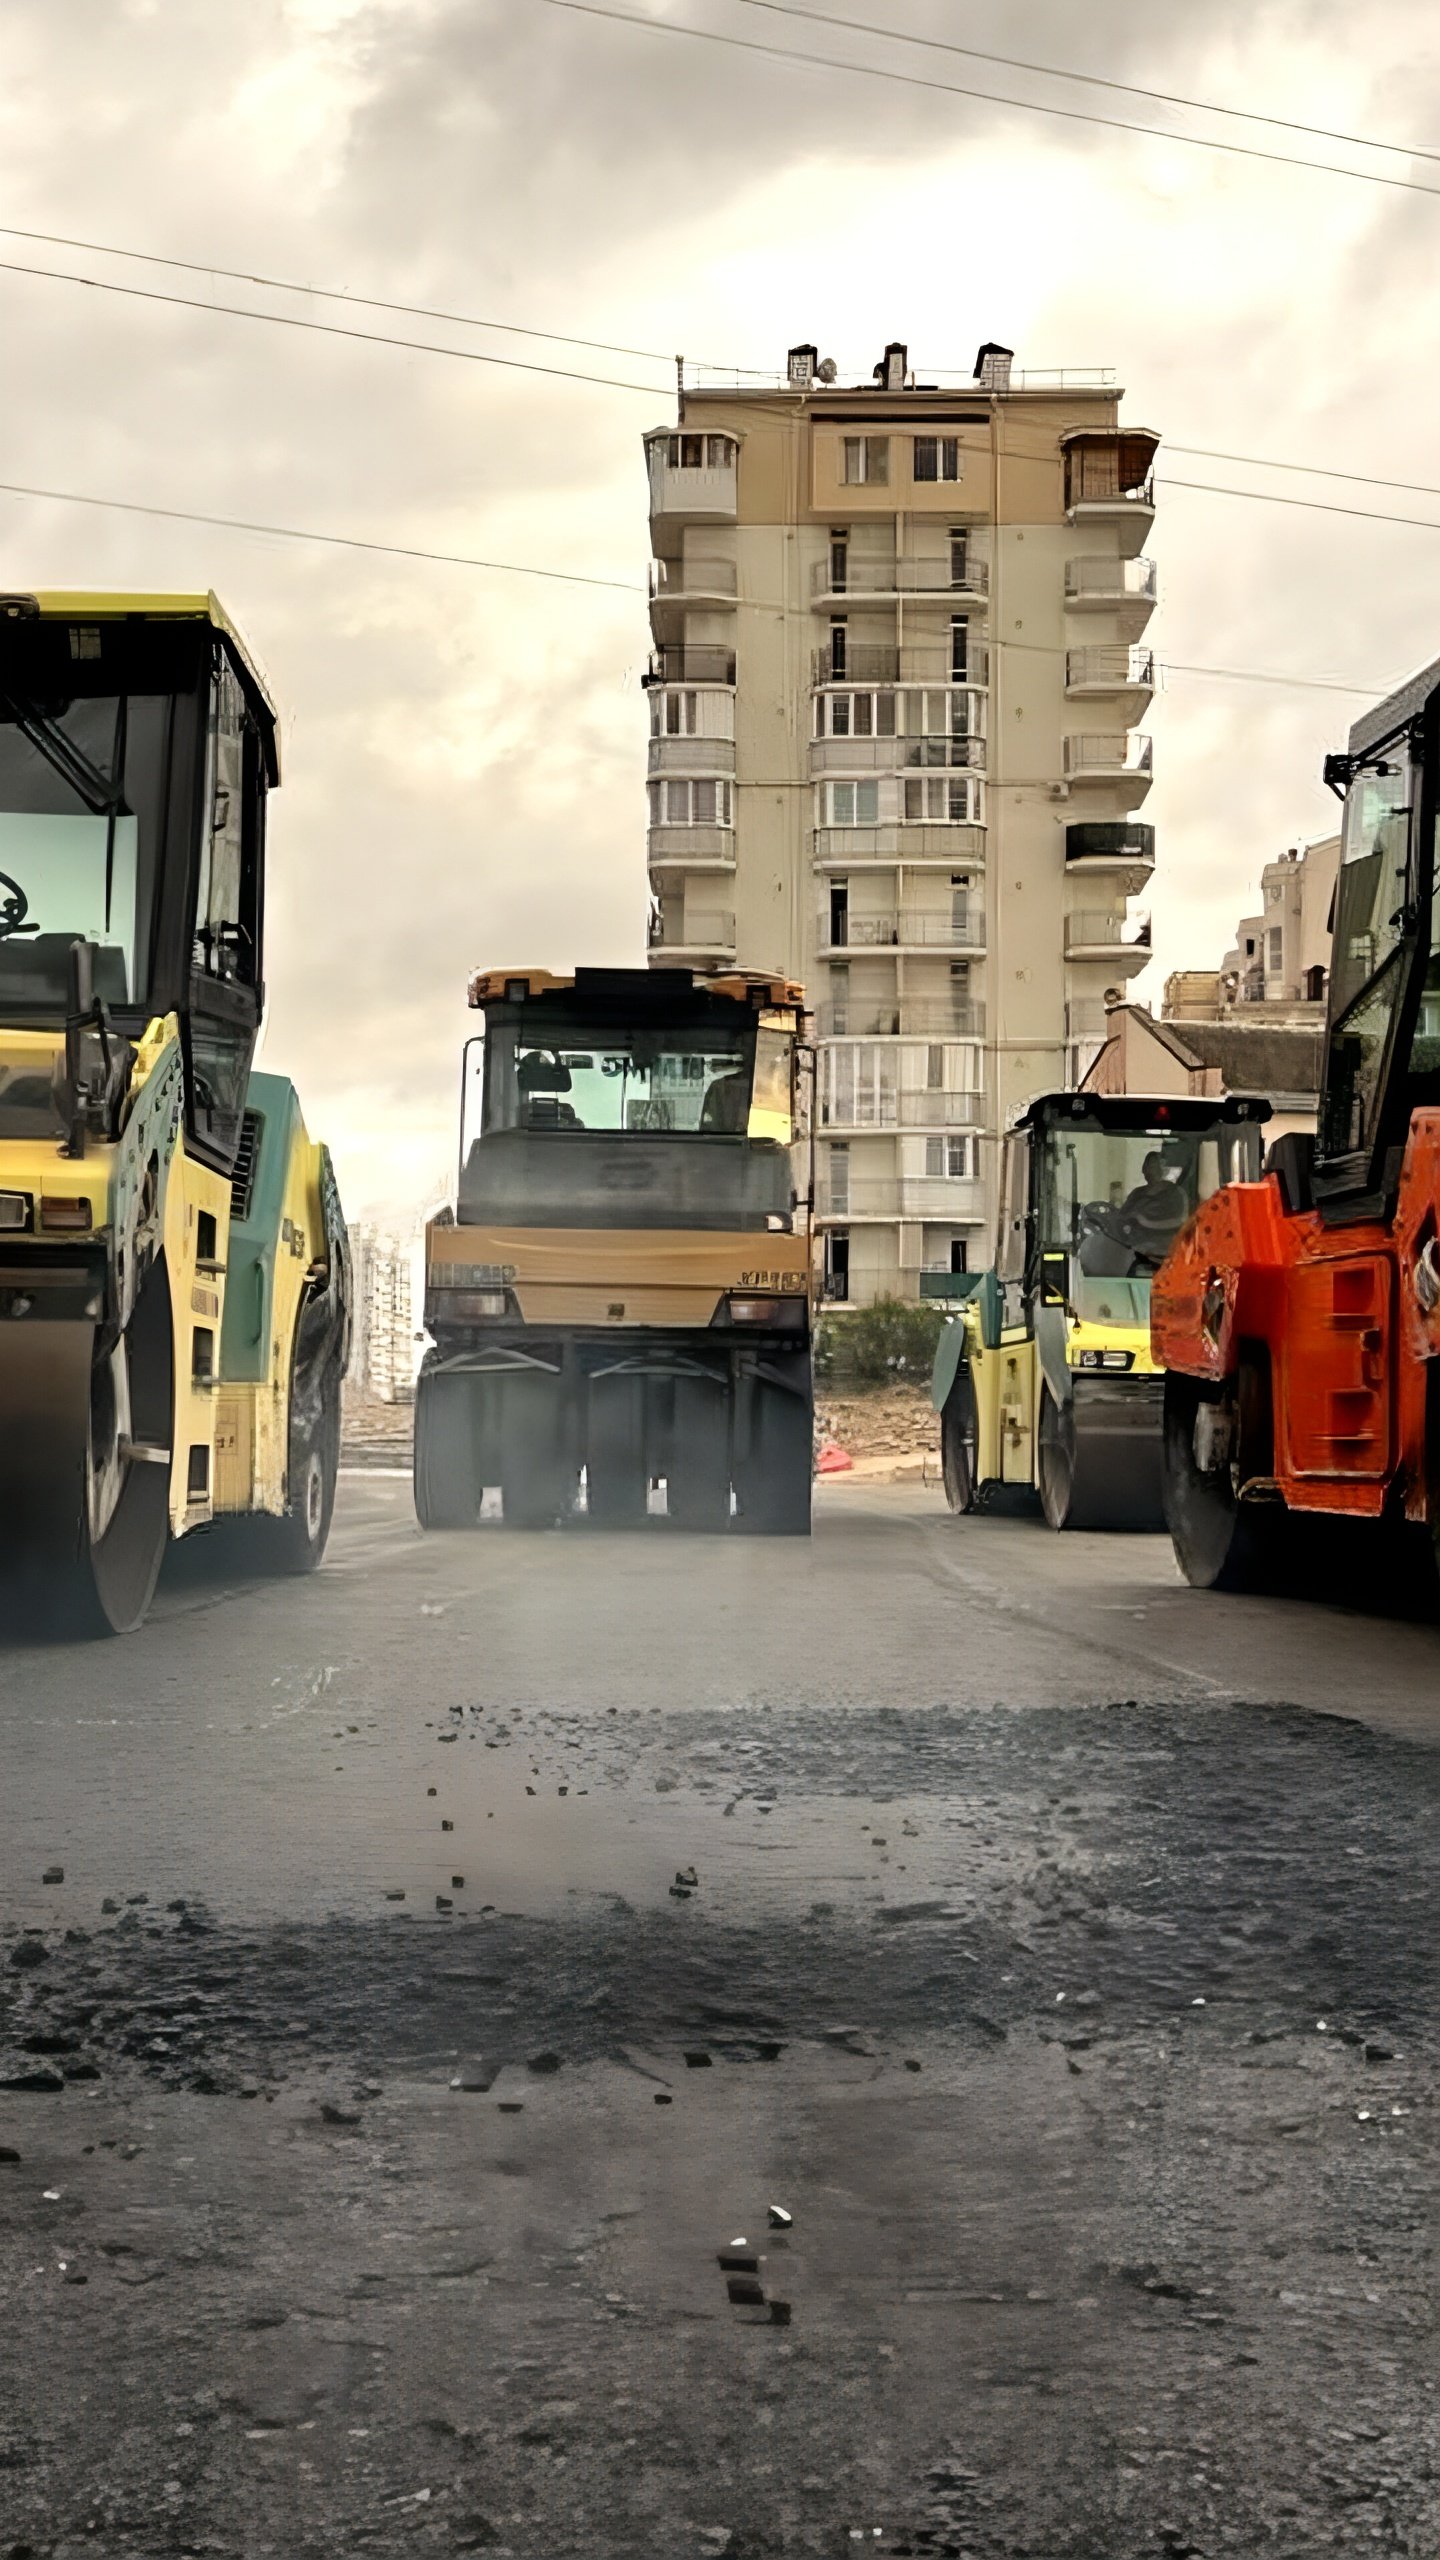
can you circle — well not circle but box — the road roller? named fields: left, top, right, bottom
left=931, top=1091, right=1268, bottom=1530
left=416, top=965, right=814, bottom=1531
left=0, top=591, right=350, bottom=1634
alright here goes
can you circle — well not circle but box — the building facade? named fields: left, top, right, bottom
left=1164, top=834, right=1338, bottom=1031
left=349, top=1225, right=417, bottom=1405
left=643, top=338, right=1157, bottom=1305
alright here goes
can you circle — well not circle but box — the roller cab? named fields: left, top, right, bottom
left=417, top=966, right=814, bottom=1532
left=0, top=592, right=349, bottom=1632
left=931, top=1092, right=1267, bottom=1530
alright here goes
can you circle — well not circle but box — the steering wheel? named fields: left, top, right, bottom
left=0, top=871, right=38, bottom=941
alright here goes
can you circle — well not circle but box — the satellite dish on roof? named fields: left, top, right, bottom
left=816, top=356, right=838, bottom=383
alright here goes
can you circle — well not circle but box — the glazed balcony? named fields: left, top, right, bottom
left=1062, top=430, right=1159, bottom=556
left=647, top=735, right=736, bottom=777
left=646, top=826, right=736, bottom=871
left=645, top=431, right=738, bottom=534
left=648, top=554, right=738, bottom=636
left=817, top=1174, right=988, bottom=1223
left=810, top=642, right=988, bottom=687
left=1064, top=820, right=1155, bottom=880
left=821, top=1089, right=984, bottom=1135
left=809, top=732, right=985, bottom=778
left=812, top=822, right=987, bottom=866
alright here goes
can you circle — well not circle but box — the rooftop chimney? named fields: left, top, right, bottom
left=974, top=341, right=1014, bottom=393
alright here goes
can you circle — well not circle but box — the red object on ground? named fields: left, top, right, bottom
left=816, top=1439, right=854, bottom=1475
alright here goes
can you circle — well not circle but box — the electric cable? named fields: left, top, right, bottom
left=540, top=0, right=1440, bottom=201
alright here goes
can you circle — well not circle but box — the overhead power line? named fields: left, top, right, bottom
left=1167, top=444, right=1440, bottom=502
left=0, top=256, right=662, bottom=396
left=0, top=218, right=684, bottom=370
left=736, top=0, right=1440, bottom=167
left=540, top=0, right=1440, bottom=200
left=0, top=478, right=645, bottom=592
left=1159, top=475, right=1440, bottom=533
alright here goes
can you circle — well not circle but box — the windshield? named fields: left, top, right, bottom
left=1039, top=1123, right=1228, bottom=1301
left=0, top=691, right=171, bottom=1010
left=482, top=1010, right=792, bottom=1143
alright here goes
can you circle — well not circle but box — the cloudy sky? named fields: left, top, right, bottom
left=3, top=0, right=1437, bottom=1222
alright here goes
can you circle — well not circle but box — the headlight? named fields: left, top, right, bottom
left=1075, top=1346, right=1135, bottom=1371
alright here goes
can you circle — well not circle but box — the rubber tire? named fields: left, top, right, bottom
left=263, top=1373, right=341, bottom=1574
left=500, top=1382, right=572, bottom=1529
left=666, top=1377, right=732, bottom=1531
left=738, top=1378, right=813, bottom=1536
left=1163, top=1372, right=1282, bottom=1590
left=941, top=1368, right=978, bottom=1514
left=585, top=1377, right=648, bottom=1527
left=414, top=1371, right=483, bottom=1529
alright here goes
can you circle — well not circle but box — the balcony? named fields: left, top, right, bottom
left=815, top=1000, right=986, bottom=1041
left=809, top=732, right=985, bottom=778
left=1065, top=910, right=1152, bottom=970
left=812, top=821, right=987, bottom=866
left=818, top=1176, right=988, bottom=1223
left=810, top=555, right=990, bottom=609
left=649, top=909, right=737, bottom=961
left=1063, top=732, right=1154, bottom=804
left=1062, top=430, right=1159, bottom=555
left=821, top=1090, right=984, bottom=1134
left=1064, top=558, right=1158, bottom=631
left=648, top=555, right=738, bottom=634
left=1065, top=646, right=1155, bottom=704
left=1065, top=820, right=1155, bottom=880
left=913, top=1268, right=981, bottom=1300
left=647, top=825, right=736, bottom=871
left=818, top=909, right=985, bottom=956
left=645, top=433, right=738, bottom=533
left=648, top=735, right=736, bottom=777
left=1065, top=999, right=1111, bottom=1043
left=810, top=643, right=988, bottom=688
left=644, top=646, right=736, bottom=688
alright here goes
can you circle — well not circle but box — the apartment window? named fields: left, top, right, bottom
left=907, top=688, right=977, bottom=742
left=913, top=436, right=962, bottom=483
left=815, top=690, right=896, bottom=739
left=647, top=777, right=733, bottom=826
left=648, top=688, right=699, bottom=738
left=950, top=617, right=970, bottom=681
left=904, top=774, right=979, bottom=823
left=925, top=1135, right=971, bottom=1179
left=829, top=531, right=849, bottom=591
left=825, top=1231, right=850, bottom=1300
left=926, top=1044, right=945, bottom=1090
left=829, top=618, right=848, bottom=680
left=663, top=432, right=735, bottom=469
left=843, top=435, right=889, bottom=486
left=829, top=963, right=850, bottom=1035
left=1268, top=927, right=1283, bottom=974
left=829, top=1142, right=851, bottom=1210
left=823, top=1043, right=897, bottom=1128
left=821, top=780, right=880, bottom=827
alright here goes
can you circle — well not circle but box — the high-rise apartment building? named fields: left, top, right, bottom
left=643, top=338, right=1157, bottom=1304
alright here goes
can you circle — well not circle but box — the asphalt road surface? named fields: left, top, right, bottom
left=1, top=1478, right=1436, bottom=2559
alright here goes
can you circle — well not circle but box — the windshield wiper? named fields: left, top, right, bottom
left=0, top=689, right=128, bottom=819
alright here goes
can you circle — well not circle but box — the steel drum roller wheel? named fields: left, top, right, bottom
left=0, top=1256, right=175, bottom=1637
left=1039, top=1381, right=1163, bottom=1533
left=941, top=1367, right=979, bottom=1515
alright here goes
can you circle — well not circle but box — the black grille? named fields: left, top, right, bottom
left=230, top=1111, right=262, bottom=1225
